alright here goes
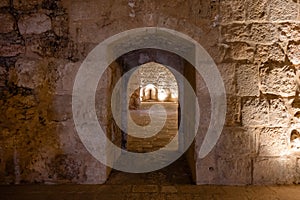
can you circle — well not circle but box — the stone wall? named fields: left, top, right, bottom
left=0, top=0, right=300, bottom=185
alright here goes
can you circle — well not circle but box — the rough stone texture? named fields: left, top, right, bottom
left=287, top=41, right=300, bottom=65
left=255, top=44, right=285, bottom=63
left=269, top=0, right=299, bottom=21
left=259, top=64, right=296, bottom=97
left=1, top=0, right=300, bottom=186
left=253, top=158, right=296, bottom=185
left=258, top=128, right=289, bottom=156
left=242, top=98, right=269, bottom=127
left=0, top=13, right=15, bottom=33
left=18, top=13, right=52, bottom=35
left=236, top=64, right=259, bottom=96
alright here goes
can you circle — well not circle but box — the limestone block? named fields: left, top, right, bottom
left=287, top=41, right=300, bottom=65
left=0, top=66, right=7, bottom=87
left=0, top=13, right=15, bottom=33
left=221, top=23, right=277, bottom=43
left=13, top=0, right=43, bottom=10
left=269, top=0, right=298, bottom=21
left=242, top=98, right=268, bottom=127
left=0, top=43, right=25, bottom=57
left=269, top=99, right=290, bottom=127
left=259, top=65, right=296, bottom=97
left=297, top=158, right=300, bottom=174
left=216, top=158, right=252, bottom=185
left=225, top=95, right=241, bottom=126
left=216, top=127, right=255, bottom=158
left=219, top=0, right=245, bottom=23
left=56, top=62, right=81, bottom=95
left=279, top=23, right=300, bottom=42
left=236, top=64, right=259, bottom=96
left=249, top=23, right=278, bottom=43
left=10, top=58, right=40, bottom=89
left=195, top=151, right=219, bottom=185
left=255, top=44, right=285, bottom=63
left=258, top=128, right=289, bottom=156
left=0, top=0, right=9, bottom=7
left=253, top=157, right=295, bottom=184
left=47, top=95, right=72, bottom=122
left=68, top=0, right=112, bottom=21
left=224, top=42, right=254, bottom=62
left=245, top=0, right=268, bottom=20
left=18, top=13, right=51, bottom=35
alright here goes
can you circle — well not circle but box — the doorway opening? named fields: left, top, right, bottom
left=104, top=49, right=197, bottom=185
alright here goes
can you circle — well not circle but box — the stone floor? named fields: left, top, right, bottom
left=1, top=184, right=300, bottom=200
left=1, top=155, right=300, bottom=200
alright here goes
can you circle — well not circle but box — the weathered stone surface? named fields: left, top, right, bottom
left=18, top=13, right=51, bottom=35
left=236, top=64, right=259, bottom=96
left=269, top=0, right=299, bottom=21
left=13, top=0, right=43, bottom=10
left=245, top=0, right=268, bottom=20
left=269, top=99, right=290, bottom=127
left=221, top=23, right=278, bottom=43
left=255, top=44, right=285, bottom=63
left=242, top=98, right=269, bottom=127
left=224, top=42, right=254, bottom=62
left=258, top=128, right=289, bottom=156
left=219, top=0, right=245, bottom=22
left=0, top=43, right=25, bottom=57
left=259, top=65, right=296, bottom=97
left=0, top=0, right=9, bottom=7
left=217, top=63, right=235, bottom=95
left=287, top=41, right=300, bottom=65
left=253, top=158, right=295, bottom=184
left=216, top=127, right=255, bottom=158
left=0, top=66, right=6, bottom=87
left=47, top=95, right=72, bottom=122
left=9, top=58, right=40, bottom=89
left=56, top=62, right=81, bottom=95
left=279, top=23, right=300, bottom=42
left=217, top=158, right=252, bottom=185
left=0, top=13, right=15, bottom=33
left=225, top=96, right=241, bottom=126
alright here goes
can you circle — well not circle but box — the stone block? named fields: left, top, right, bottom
left=56, top=62, right=81, bottom=95
left=225, top=96, right=241, bottom=126
left=245, top=0, right=269, bottom=20
left=216, top=158, right=252, bottom=185
left=18, top=13, right=51, bottom=35
left=249, top=23, right=278, bottom=43
left=220, top=0, right=245, bottom=23
left=47, top=95, right=73, bottom=122
left=0, top=43, right=25, bottom=57
left=279, top=23, right=300, bottom=42
left=269, top=99, right=290, bottom=127
left=259, top=65, right=296, bottom=97
left=68, top=0, right=112, bottom=21
left=221, top=23, right=249, bottom=42
left=287, top=41, right=300, bottom=65
left=10, top=58, right=40, bottom=89
left=217, top=63, right=236, bottom=94
left=216, top=127, right=255, bottom=158
left=242, top=97, right=269, bottom=127
left=258, top=128, right=289, bottom=156
left=255, top=44, right=285, bottom=63
left=0, top=13, right=15, bottom=33
left=224, top=42, right=254, bottom=62
left=0, top=66, right=7, bottom=87
left=253, top=157, right=295, bottom=184
left=13, top=0, right=43, bottom=10
left=0, top=0, right=9, bottom=7
left=236, top=64, right=259, bottom=96
left=196, top=151, right=219, bottom=185
left=269, top=0, right=298, bottom=21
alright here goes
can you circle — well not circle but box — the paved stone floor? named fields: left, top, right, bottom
left=1, top=156, right=300, bottom=200
left=1, top=184, right=300, bottom=200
